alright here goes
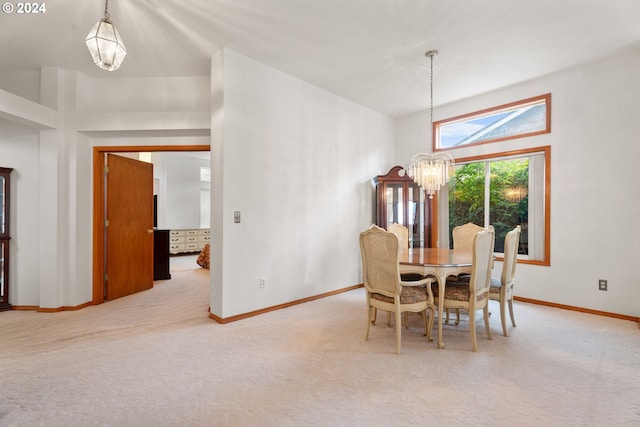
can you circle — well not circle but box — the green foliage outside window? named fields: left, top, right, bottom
left=449, top=159, right=528, bottom=253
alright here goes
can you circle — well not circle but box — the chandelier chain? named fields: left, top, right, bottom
left=426, top=49, right=438, bottom=151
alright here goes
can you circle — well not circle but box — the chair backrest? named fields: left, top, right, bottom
left=388, top=223, right=409, bottom=249
left=360, top=226, right=401, bottom=297
left=452, top=222, right=484, bottom=251
left=501, top=225, right=521, bottom=288
left=468, top=228, right=495, bottom=296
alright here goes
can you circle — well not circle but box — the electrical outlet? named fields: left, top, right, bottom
left=259, top=278, right=266, bottom=288
left=234, top=211, right=241, bottom=223
left=598, top=279, right=607, bottom=291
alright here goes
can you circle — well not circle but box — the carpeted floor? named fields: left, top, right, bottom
left=0, top=268, right=639, bottom=426
left=170, top=254, right=201, bottom=273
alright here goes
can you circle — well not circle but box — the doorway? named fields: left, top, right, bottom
left=92, top=145, right=211, bottom=305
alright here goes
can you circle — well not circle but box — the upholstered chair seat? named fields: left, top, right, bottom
left=371, top=285, right=429, bottom=305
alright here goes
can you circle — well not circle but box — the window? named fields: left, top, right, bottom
left=438, top=146, right=550, bottom=265
left=434, top=94, right=550, bottom=150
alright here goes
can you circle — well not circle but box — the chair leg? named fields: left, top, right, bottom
left=365, top=306, right=372, bottom=341
left=508, top=298, right=517, bottom=327
left=395, top=309, right=402, bottom=355
left=404, top=312, right=410, bottom=329
left=500, top=299, right=509, bottom=337
left=470, top=310, right=478, bottom=352
left=455, top=308, right=460, bottom=325
left=371, top=307, right=377, bottom=325
left=421, top=310, right=428, bottom=337
left=484, top=304, right=492, bottom=341
left=387, top=311, right=391, bottom=327
left=426, top=307, right=435, bottom=341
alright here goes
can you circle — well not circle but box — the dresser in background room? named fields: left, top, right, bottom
left=169, top=228, right=211, bottom=254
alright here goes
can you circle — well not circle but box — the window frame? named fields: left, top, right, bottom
left=438, top=146, right=551, bottom=266
left=433, top=93, right=551, bottom=151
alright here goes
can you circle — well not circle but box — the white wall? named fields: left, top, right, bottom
left=0, top=121, right=41, bottom=305
left=396, top=47, right=640, bottom=317
left=152, top=152, right=210, bottom=229
left=210, top=49, right=395, bottom=318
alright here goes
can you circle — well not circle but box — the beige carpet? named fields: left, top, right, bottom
left=170, top=254, right=201, bottom=273
left=1, top=268, right=639, bottom=426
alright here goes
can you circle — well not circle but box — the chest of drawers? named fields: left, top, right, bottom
left=169, top=228, right=211, bottom=254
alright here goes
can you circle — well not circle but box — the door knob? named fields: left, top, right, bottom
left=147, top=229, right=154, bottom=235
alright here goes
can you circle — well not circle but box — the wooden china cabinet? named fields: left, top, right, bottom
left=0, top=167, right=12, bottom=311
left=373, top=165, right=433, bottom=248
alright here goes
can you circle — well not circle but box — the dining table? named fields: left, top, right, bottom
left=399, top=247, right=473, bottom=349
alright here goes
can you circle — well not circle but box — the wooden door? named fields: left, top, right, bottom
left=105, top=154, right=154, bottom=300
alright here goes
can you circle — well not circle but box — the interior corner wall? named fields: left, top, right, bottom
left=395, top=47, right=640, bottom=317
left=210, top=48, right=395, bottom=318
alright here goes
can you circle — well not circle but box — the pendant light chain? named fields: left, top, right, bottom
left=426, top=49, right=438, bottom=152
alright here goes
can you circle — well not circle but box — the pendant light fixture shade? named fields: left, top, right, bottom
left=85, top=0, right=126, bottom=71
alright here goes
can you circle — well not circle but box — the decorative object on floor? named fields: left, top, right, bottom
left=403, top=50, right=454, bottom=198
left=85, top=0, right=127, bottom=71
left=359, top=225, right=435, bottom=354
left=197, top=243, right=210, bottom=269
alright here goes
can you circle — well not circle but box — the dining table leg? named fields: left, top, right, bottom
left=436, top=273, right=445, bottom=349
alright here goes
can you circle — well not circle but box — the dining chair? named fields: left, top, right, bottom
left=446, top=222, right=484, bottom=324
left=388, top=223, right=409, bottom=249
left=432, top=228, right=495, bottom=351
left=452, top=222, right=484, bottom=251
left=360, top=225, right=435, bottom=354
left=489, top=225, right=521, bottom=336
left=388, top=222, right=432, bottom=328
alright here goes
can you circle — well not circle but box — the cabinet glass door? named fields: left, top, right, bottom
left=384, top=183, right=404, bottom=229
left=407, top=183, right=426, bottom=247
left=0, top=241, right=5, bottom=302
left=0, top=175, right=4, bottom=236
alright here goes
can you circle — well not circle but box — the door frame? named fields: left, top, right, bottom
left=92, top=145, right=211, bottom=305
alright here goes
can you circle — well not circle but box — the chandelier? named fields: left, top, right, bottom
left=85, top=0, right=127, bottom=71
left=405, top=50, right=454, bottom=198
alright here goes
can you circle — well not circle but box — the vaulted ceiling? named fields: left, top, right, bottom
left=2, top=0, right=639, bottom=117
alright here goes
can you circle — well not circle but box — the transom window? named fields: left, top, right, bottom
left=434, top=94, right=551, bottom=150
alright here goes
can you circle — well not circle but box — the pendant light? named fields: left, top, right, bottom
left=85, top=0, right=127, bottom=71
left=405, top=50, right=454, bottom=198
